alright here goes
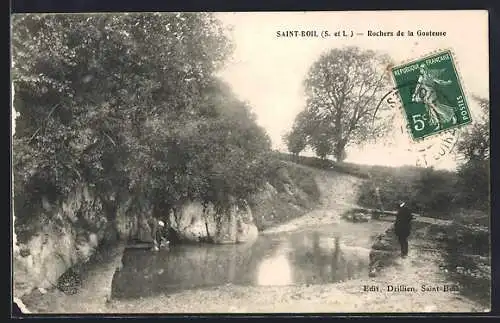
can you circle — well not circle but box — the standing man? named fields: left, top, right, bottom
left=394, top=201, right=414, bottom=258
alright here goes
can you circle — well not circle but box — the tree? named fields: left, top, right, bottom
left=11, top=13, right=272, bottom=230
left=455, top=96, right=490, bottom=162
left=284, top=131, right=307, bottom=158
left=454, top=96, right=490, bottom=211
left=296, top=46, right=392, bottom=161
left=283, top=111, right=308, bottom=157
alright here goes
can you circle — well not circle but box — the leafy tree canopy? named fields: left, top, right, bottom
left=12, top=13, right=272, bottom=223
left=285, top=47, right=393, bottom=161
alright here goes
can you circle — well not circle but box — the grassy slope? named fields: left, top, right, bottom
left=249, top=161, right=321, bottom=231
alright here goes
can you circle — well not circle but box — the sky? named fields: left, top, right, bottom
left=215, top=11, right=489, bottom=170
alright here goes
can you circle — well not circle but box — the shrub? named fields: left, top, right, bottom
left=454, top=159, right=489, bottom=212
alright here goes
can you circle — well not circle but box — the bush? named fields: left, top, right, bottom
left=356, top=165, right=465, bottom=217
left=412, top=168, right=458, bottom=215
left=454, top=160, right=489, bottom=212
left=355, top=161, right=489, bottom=218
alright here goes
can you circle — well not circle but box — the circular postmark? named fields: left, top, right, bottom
left=374, top=84, right=461, bottom=168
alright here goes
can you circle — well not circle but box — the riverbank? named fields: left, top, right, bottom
left=105, top=255, right=484, bottom=313
left=14, top=161, right=322, bottom=313
left=21, top=232, right=486, bottom=313
left=19, top=168, right=488, bottom=314
left=105, top=213, right=486, bottom=313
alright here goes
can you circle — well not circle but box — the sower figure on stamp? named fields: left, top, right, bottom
left=411, top=63, right=457, bottom=130
left=394, top=201, right=414, bottom=258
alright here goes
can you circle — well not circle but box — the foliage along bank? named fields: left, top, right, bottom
left=12, top=13, right=274, bottom=242
left=12, top=13, right=323, bottom=298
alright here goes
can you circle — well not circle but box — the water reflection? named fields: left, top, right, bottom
left=111, top=225, right=373, bottom=299
left=256, top=242, right=293, bottom=286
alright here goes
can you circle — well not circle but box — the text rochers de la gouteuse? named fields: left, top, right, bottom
left=276, top=29, right=446, bottom=38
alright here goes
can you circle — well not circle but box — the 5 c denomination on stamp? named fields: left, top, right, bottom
left=391, top=50, right=472, bottom=141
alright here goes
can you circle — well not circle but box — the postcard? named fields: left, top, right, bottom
left=11, top=10, right=490, bottom=314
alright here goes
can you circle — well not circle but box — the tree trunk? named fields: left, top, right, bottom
left=202, top=203, right=211, bottom=240
left=334, top=142, right=346, bottom=162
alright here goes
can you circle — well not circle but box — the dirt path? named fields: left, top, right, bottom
left=264, top=170, right=366, bottom=233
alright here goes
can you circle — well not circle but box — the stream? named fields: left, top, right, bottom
left=111, top=220, right=389, bottom=300
left=18, top=215, right=487, bottom=313
left=17, top=168, right=488, bottom=313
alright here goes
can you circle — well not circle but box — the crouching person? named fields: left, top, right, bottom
left=154, top=220, right=170, bottom=251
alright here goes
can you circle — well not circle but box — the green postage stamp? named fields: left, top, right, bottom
left=391, top=50, right=472, bottom=140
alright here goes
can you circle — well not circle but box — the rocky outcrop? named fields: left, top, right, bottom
left=14, top=176, right=299, bottom=301
left=12, top=186, right=154, bottom=300
left=114, top=197, right=156, bottom=243
left=169, top=200, right=258, bottom=244
left=12, top=153, right=319, bottom=304
left=14, top=185, right=103, bottom=298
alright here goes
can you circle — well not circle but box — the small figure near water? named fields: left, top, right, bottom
left=394, top=201, right=414, bottom=258
left=153, top=220, right=170, bottom=251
